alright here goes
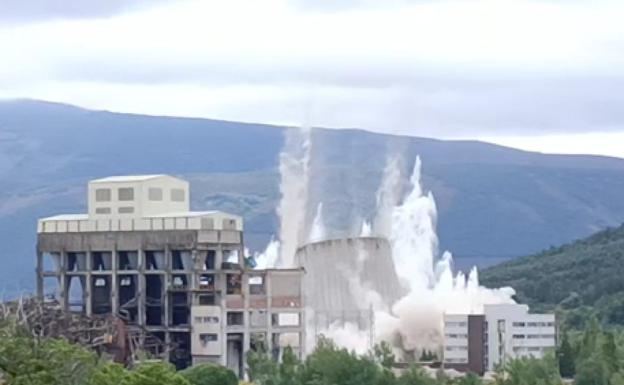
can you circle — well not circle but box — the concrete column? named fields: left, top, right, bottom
left=36, top=252, right=43, bottom=299
left=59, top=250, right=67, bottom=311
left=138, top=248, right=146, bottom=326
left=164, top=244, right=171, bottom=327
left=111, top=248, right=119, bottom=315
left=85, top=250, right=92, bottom=316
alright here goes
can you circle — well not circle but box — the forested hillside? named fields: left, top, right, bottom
left=481, top=223, right=624, bottom=328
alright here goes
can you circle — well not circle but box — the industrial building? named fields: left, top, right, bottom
left=443, top=304, right=556, bottom=375
left=36, top=175, right=305, bottom=377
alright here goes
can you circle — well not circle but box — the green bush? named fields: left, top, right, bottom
left=180, top=363, right=238, bottom=385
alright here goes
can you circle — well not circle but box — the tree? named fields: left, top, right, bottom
left=456, top=372, right=483, bottom=385
left=0, top=331, right=99, bottom=385
left=575, top=355, right=609, bottom=385
left=602, top=331, right=620, bottom=374
left=180, top=363, right=237, bottom=385
left=558, top=332, right=575, bottom=378
left=298, top=337, right=383, bottom=385
left=396, top=366, right=437, bottom=385
left=124, top=362, right=190, bottom=385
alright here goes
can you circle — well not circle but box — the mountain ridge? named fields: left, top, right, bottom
left=2, top=99, right=624, bottom=297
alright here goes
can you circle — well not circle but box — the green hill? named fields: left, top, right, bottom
left=480, top=223, right=624, bottom=328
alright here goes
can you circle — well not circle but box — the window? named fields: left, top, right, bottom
left=148, top=187, right=163, bottom=201
left=199, top=333, right=218, bottom=347
left=118, top=187, right=134, bottom=201
left=513, top=322, right=526, bottom=327
left=199, top=295, right=215, bottom=305
left=118, top=206, right=134, bottom=214
left=95, top=207, right=111, bottom=214
left=226, top=274, right=242, bottom=294
left=249, top=275, right=265, bottom=295
left=171, top=188, right=185, bottom=202
left=512, top=334, right=526, bottom=339
left=227, top=312, right=244, bottom=326
left=95, top=188, right=111, bottom=202
left=272, top=313, right=300, bottom=327
left=194, top=316, right=219, bottom=324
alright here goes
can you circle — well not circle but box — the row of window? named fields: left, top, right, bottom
left=445, top=346, right=468, bottom=351
left=445, top=333, right=468, bottom=339
left=512, top=321, right=555, bottom=327
left=95, top=207, right=134, bottom=214
left=512, top=334, right=556, bottom=339
left=95, top=187, right=185, bottom=202
left=445, top=321, right=467, bottom=328
left=445, top=358, right=468, bottom=364
left=513, top=346, right=543, bottom=353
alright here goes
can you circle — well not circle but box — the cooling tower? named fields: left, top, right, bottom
left=295, top=237, right=404, bottom=315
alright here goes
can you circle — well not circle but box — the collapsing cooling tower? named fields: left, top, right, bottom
left=295, top=237, right=404, bottom=318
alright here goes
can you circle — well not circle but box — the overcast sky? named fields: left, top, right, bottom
left=1, top=0, right=623, bottom=158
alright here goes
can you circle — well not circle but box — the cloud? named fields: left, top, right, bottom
left=0, top=0, right=181, bottom=23
left=0, top=0, right=623, bottom=142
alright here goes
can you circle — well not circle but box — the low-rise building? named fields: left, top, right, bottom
left=36, top=175, right=304, bottom=378
left=443, top=304, right=556, bottom=375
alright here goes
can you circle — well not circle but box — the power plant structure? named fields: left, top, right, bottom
left=296, top=237, right=404, bottom=348
left=34, top=174, right=556, bottom=378
left=36, top=175, right=305, bottom=377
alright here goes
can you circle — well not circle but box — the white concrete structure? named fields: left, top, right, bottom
left=37, top=175, right=304, bottom=378
left=38, top=174, right=242, bottom=234
left=484, top=304, right=556, bottom=371
left=443, top=303, right=556, bottom=374
left=443, top=314, right=470, bottom=365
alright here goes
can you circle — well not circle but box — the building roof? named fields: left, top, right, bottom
left=40, top=214, right=89, bottom=221
left=90, top=174, right=168, bottom=183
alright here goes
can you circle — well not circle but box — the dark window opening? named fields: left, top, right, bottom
left=118, top=251, right=138, bottom=270
left=205, top=250, right=216, bottom=270
left=226, top=274, right=242, bottom=295
left=199, top=295, right=216, bottom=305
left=227, top=311, right=244, bottom=326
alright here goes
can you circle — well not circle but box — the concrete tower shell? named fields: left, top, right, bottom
left=295, top=236, right=404, bottom=315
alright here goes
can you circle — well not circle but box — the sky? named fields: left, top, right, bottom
left=1, top=0, right=623, bottom=158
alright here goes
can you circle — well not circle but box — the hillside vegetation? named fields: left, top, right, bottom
left=481, top=223, right=624, bottom=328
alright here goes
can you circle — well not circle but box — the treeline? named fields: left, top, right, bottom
left=558, top=318, right=624, bottom=385
left=4, top=315, right=624, bottom=385
left=480, top=223, right=624, bottom=329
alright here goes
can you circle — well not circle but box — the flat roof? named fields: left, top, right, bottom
left=90, top=174, right=167, bottom=183
left=40, top=211, right=240, bottom=221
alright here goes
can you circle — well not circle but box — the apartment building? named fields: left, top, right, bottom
left=443, top=304, right=556, bottom=374
left=36, top=175, right=304, bottom=377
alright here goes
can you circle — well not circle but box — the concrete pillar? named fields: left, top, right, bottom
left=138, top=248, right=146, bottom=326
left=36, top=252, right=43, bottom=299
left=59, top=250, right=67, bottom=311
left=85, top=250, right=92, bottom=316
left=111, top=248, right=119, bottom=315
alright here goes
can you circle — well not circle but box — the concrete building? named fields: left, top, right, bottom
left=36, top=175, right=304, bottom=377
left=443, top=304, right=556, bottom=375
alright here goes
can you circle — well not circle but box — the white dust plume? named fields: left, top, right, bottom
left=308, top=202, right=326, bottom=242
left=275, top=127, right=311, bottom=267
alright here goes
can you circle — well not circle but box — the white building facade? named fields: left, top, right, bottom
left=443, top=303, right=556, bottom=374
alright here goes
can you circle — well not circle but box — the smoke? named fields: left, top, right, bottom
left=308, top=203, right=326, bottom=243
left=360, top=221, right=372, bottom=237
left=254, top=237, right=280, bottom=270
left=377, top=155, right=515, bottom=353
left=275, top=127, right=312, bottom=267
left=373, top=155, right=403, bottom=239
left=258, top=128, right=515, bottom=356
